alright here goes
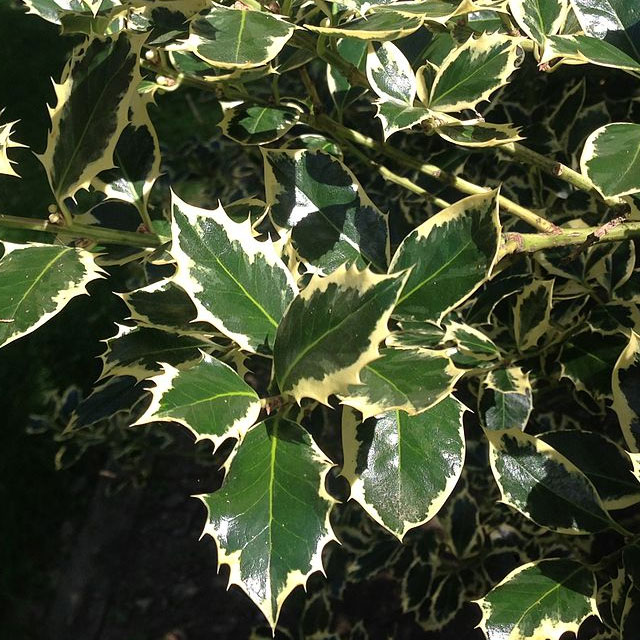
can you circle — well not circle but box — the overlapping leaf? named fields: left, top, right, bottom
left=174, top=6, right=295, bottom=69
left=478, top=559, right=597, bottom=640
left=366, top=41, right=429, bottom=138
left=0, top=243, right=103, bottom=349
left=99, top=324, right=215, bottom=380
left=560, top=330, right=626, bottom=399
left=612, top=331, right=640, bottom=452
left=509, top=0, right=570, bottom=45
left=581, top=123, right=640, bottom=198
left=220, top=103, right=301, bottom=145
left=0, top=111, right=26, bottom=177
left=170, top=193, right=298, bottom=353
left=273, top=264, right=407, bottom=404
left=479, top=367, right=532, bottom=431
left=202, top=415, right=336, bottom=629
left=427, top=33, right=521, bottom=113
left=305, top=11, right=423, bottom=41
left=92, top=94, right=161, bottom=218
left=263, top=148, right=389, bottom=274
left=514, top=280, right=553, bottom=351
left=133, top=353, right=261, bottom=449
left=341, top=396, right=466, bottom=539
left=389, top=191, right=501, bottom=323
left=540, top=430, right=640, bottom=510
left=340, top=346, right=461, bottom=419
left=39, top=32, right=143, bottom=201
left=540, top=35, right=640, bottom=74
left=569, top=0, right=640, bottom=60
left=488, top=429, right=615, bottom=533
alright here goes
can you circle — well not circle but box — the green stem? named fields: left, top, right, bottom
left=291, top=32, right=368, bottom=88
left=314, top=114, right=559, bottom=233
left=343, top=140, right=450, bottom=209
left=501, top=142, right=624, bottom=206
left=500, top=221, right=640, bottom=257
left=0, top=214, right=166, bottom=248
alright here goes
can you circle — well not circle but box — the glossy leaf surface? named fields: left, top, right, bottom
left=488, top=429, right=614, bottom=533
left=341, top=396, right=466, bottom=539
left=263, top=148, right=389, bottom=274
left=170, top=193, right=298, bottom=353
left=340, top=346, right=461, bottom=419
left=202, top=416, right=336, bottom=629
left=581, top=123, right=640, bottom=198
left=478, top=560, right=597, bottom=640
left=389, top=191, right=501, bottom=322
left=0, top=243, right=102, bottom=349
left=273, top=264, right=407, bottom=403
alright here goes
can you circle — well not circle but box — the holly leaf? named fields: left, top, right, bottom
left=202, top=415, right=336, bottom=629
left=427, top=33, right=522, bottom=113
left=133, top=353, right=261, bottom=450
left=170, top=192, right=298, bottom=353
left=0, top=242, right=103, bottom=350
left=488, top=429, right=615, bottom=533
left=612, top=331, right=640, bottom=452
left=39, top=32, right=143, bottom=201
left=341, top=396, right=466, bottom=539
left=340, top=346, right=462, bottom=419
left=263, top=148, right=389, bottom=274
left=581, top=123, right=640, bottom=199
left=273, top=264, right=407, bottom=404
left=509, top=0, right=570, bottom=45
left=174, top=6, right=295, bottom=69
left=389, top=191, right=501, bottom=323
left=477, top=559, right=597, bottom=640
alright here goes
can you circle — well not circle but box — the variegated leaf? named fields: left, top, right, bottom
left=305, top=11, right=423, bottom=41
left=477, top=560, right=597, bottom=640
left=509, top=0, right=570, bottom=45
left=170, top=193, right=298, bottom=353
left=581, top=123, right=640, bottom=199
left=514, top=280, right=553, bottom=351
left=273, top=264, right=407, bottom=404
left=366, top=40, right=415, bottom=104
left=488, top=429, right=615, bottom=533
left=174, top=6, right=295, bottom=69
left=436, top=120, right=523, bottom=147
left=341, top=396, right=466, bottom=539
left=428, top=33, right=521, bottom=113
left=366, top=41, right=431, bottom=137
left=540, top=35, right=640, bottom=74
left=612, top=331, right=640, bottom=452
left=540, top=430, right=640, bottom=510
left=327, top=38, right=368, bottom=115
left=443, top=321, right=500, bottom=360
left=569, top=0, right=640, bottom=60
left=92, top=94, right=161, bottom=218
left=263, top=148, right=389, bottom=274
left=560, top=330, right=626, bottom=399
left=133, top=353, right=261, bottom=449
left=120, top=279, right=214, bottom=335
left=39, top=32, right=143, bottom=201
left=220, top=103, right=301, bottom=145
left=99, top=324, right=216, bottom=380
left=389, top=191, right=501, bottom=323
left=375, top=101, right=431, bottom=139
left=0, top=243, right=103, bottom=349
left=340, top=346, right=462, bottom=419
left=479, top=367, right=532, bottom=431
left=0, top=111, right=26, bottom=177
left=202, top=415, right=336, bottom=629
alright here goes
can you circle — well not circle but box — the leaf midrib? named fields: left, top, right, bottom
left=279, top=278, right=397, bottom=392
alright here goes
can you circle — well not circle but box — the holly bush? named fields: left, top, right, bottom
left=2, top=0, right=640, bottom=637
